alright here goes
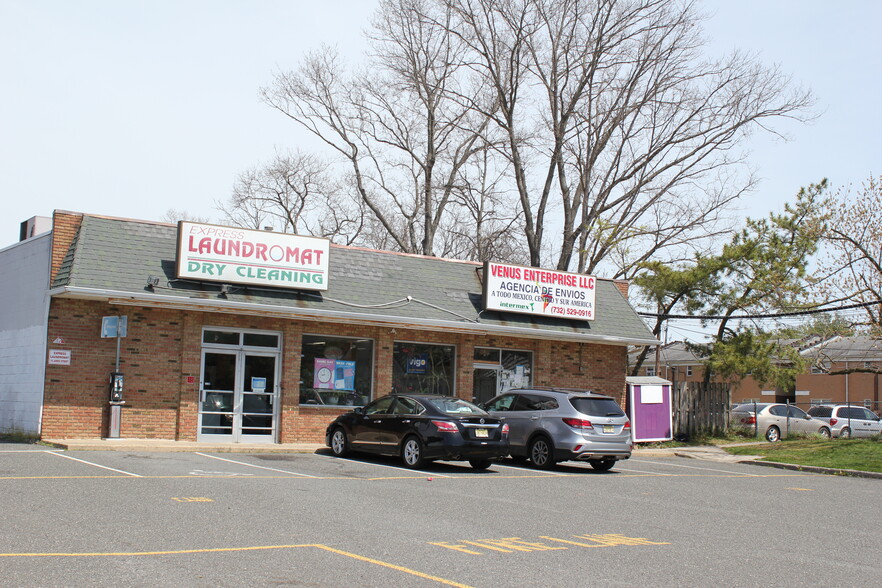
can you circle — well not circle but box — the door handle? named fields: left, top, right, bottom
left=402, top=420, right=411, bottom=424
left=531, top=415, right=539, bottom=420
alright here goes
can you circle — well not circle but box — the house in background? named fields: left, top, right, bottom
left=630, top=336, right=882, bottom=412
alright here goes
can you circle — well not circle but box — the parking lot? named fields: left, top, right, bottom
left=2, top=443, right=880, bottom=587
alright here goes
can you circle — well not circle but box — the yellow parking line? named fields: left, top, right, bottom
left=0, top=543, right=473, bottom=587
left=314, top=545, right=473, bottom=588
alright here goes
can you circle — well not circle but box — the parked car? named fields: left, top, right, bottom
left=806, top=405, right=882, bottom=438
left=481, top=388, right=632, bottom=471
left=730, top=403, right=832, bottom=442
left=325, top=394, right=509, bottom=469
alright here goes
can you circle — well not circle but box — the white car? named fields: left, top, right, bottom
left=806, top=405, right=882, bottom=438
left=731, top=403, right=831, bottom=442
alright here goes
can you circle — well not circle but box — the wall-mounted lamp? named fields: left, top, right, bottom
left=146, top=275, right=160, bottom=289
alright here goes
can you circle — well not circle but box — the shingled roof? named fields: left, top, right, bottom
left=51, top=215, right=657, bottom=346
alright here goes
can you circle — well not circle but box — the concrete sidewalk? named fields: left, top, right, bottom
left=42, top=438, right=756, bottom=462
left=42, top=438, right=326, bottom=454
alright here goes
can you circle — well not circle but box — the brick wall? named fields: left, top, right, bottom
left=42, top=300, right=632, bottom=442
left=50, top=211, right=83, bottom=284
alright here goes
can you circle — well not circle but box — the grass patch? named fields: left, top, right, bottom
left=724, top=437, right=882, bottom=473
left=0, top=431, right=40, bottom=444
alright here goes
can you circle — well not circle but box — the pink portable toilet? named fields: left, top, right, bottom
left=626, top=376, right=673, bottom=443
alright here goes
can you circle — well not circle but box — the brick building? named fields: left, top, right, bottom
left=0, top=211, right=657, bottom=443
left=631, top=339, right=882, bottom=411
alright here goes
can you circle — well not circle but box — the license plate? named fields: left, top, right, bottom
left=475, top=428, right=489, bottom=438
left=603, top=425, right=615, bottom=434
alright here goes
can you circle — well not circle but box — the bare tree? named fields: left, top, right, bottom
left=440, top=0, right=813, bottom=275
left=160, top=209, right=212, bottom=224
left=817, top=176, right=882, bottom=328
left=261, top=0, right=499, bottom=257
left=217, top=150, right=369, bottom=243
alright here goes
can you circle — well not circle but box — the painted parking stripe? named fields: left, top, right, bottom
left=332, top=456, right=452, bottom=478
left=627, top=459, right=763, bottom=477
left=194, top=453, right=319, bottom=478
left=492, top=464, right=572, bottom=477
left=0, top=543, right=472, bottom=587
left=44, top=451, right=142, bottom=477
left=613, top=466, right=675, bottom=476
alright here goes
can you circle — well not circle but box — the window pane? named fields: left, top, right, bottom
left=500, top=350, right=532, bottom=392
left=474, top=348, right=500, bottom=363
left=203, top=330, right=240, bottom=345
left=570, top=397, right=625, bottom=417
left=244, top=333, right=280, bottom=348
left=393, top=342, right=454, bottom=396
left=300, top=335, right=373, bottom=407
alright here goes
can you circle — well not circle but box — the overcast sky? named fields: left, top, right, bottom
left=2, top=0, right=880, bottom=254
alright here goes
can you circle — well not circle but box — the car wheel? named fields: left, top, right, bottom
left=330, top=427, right=349, bottom=457
left=401, top=436, right=426, bottom=469
left=840, top=427, right=851, bottom=439
left=588, top=458, right=616, bottom=472
left=529, top=436, right=555, bottom=469
left=469, top=459, right=492, bottom=470
left=765, top=426, right=781, bottom=442
left=819, top=427, right=831, bottom=439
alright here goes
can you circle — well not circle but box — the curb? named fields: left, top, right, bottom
left=742, top=459, right=882, bottom=479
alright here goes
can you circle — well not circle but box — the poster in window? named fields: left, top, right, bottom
left=314, top=358, right=336, bottom=389
left=314, top=358, right=356, bottom=390
left=407, top=354, right=429, bottom=374
left=334, top=360, right=356, bottom=391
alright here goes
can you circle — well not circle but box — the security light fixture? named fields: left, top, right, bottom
left=146, top=275, right=161, bottom=288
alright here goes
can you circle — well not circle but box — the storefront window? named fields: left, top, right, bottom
left=472, top=347, right=532, bottom=404
left=300, top=335, right=373, bottom=407
left=393, top=342, right=455, bottom=396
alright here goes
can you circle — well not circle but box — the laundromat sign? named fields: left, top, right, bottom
left=483, top=261, right=596, bottom=321
left=176, top=222, right=330, bottom=291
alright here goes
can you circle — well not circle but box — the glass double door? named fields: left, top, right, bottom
left=199, top=350, right=279, bottom=443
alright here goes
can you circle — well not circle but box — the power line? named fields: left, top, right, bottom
left=638, top=299, right=882, bottom=321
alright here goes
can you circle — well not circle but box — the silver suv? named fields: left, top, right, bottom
left=806, top=405, right=882, bottom=438
left=482, top=388, right=632, bottom=471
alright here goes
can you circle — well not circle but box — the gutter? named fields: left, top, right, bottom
left=48, top=285, right=660, bottom=347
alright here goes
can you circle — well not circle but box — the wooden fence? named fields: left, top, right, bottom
left=671, top=381, right=731, bottom=439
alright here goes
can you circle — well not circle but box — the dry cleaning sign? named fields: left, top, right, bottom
left=176, top=221, right=330, bottom=291
left=482, top=262, right=596, bottom=321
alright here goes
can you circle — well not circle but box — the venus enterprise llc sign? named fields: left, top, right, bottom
left=482, top=261, right=596, bottom=321
left=176, top=221, right=330, bottom=291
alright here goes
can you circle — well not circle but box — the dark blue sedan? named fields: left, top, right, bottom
left=325, top=394, right=509, bottom=469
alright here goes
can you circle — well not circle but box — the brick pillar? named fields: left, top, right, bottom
left=279, top=322, right=303, bottom=443
left=177, top=311, right=203, bottom=440
left=457, top=334, right=475, bottom=400
left=376, top=329, right=395, bottom=397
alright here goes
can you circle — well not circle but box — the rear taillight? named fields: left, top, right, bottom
left=742, top=416, right=756, bottom=425
left=562, top=417, right=593, bottom=428
left=830, top=418, right=838, bottom=426
left=501, top=423, right=510, bottom=437
left=432, top=420, right=459, bottom=433
left=624, top=421, right=631, bottom=429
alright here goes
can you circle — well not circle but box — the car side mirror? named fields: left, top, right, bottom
left=353, top=407, right=364, bottom=415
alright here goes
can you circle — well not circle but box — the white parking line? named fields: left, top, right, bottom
left=628, top=459, right=762, bottom=477
left=44, top=451, right=142, bottom=477
left=194, top=453, right=319, bottom=478
left=492, top=464, right=571, bottom=476
left=333, top=456, right=453, bottom=478
left=613, top=466, right=676, bottom=476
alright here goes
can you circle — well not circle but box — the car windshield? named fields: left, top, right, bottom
left=570, top=397, right=625, bottom=417
left=426, top=397, right=487, bottom=416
